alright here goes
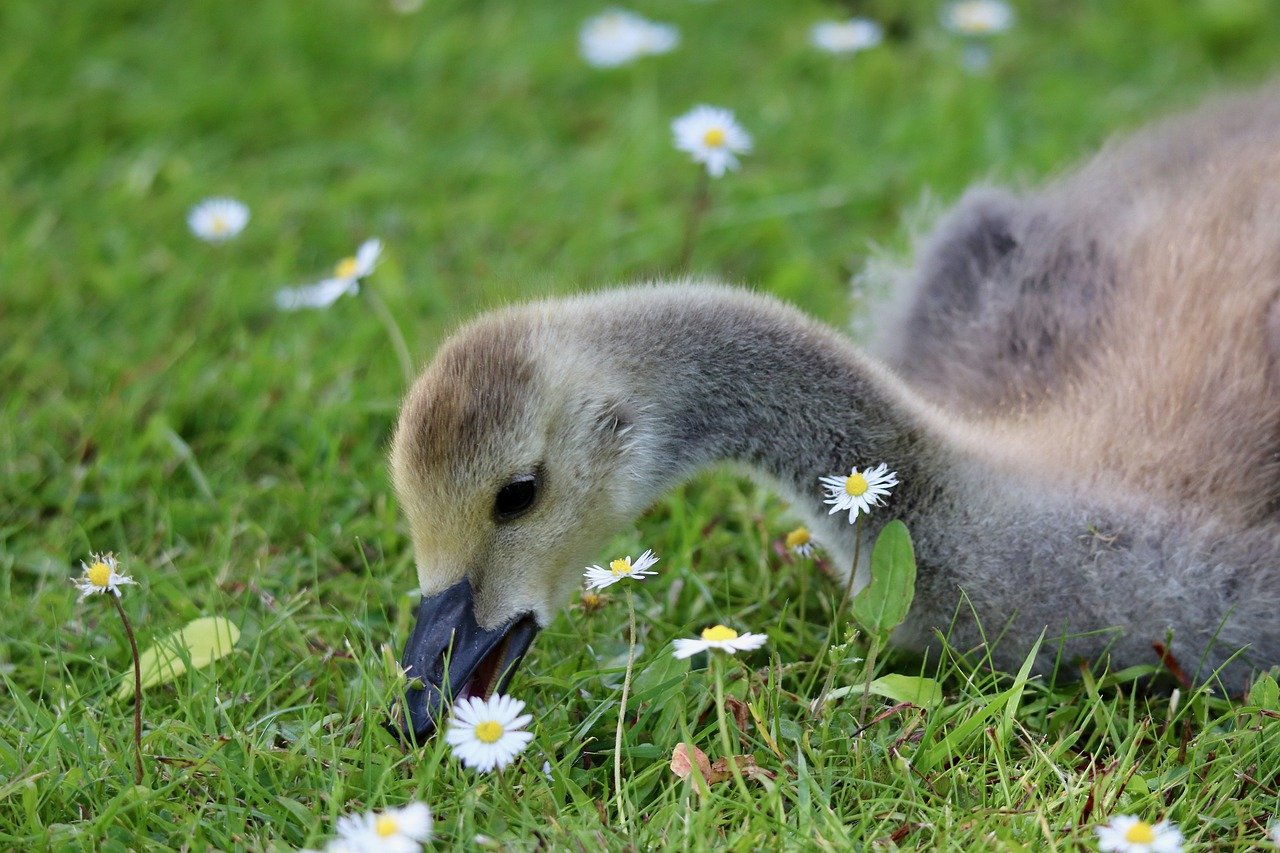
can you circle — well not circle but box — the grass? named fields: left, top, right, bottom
left=3, top=0, right=1280, bottom=849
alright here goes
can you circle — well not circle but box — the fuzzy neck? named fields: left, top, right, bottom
left=572, top=285, right=1278, bottom=684
left=590, top=288, right=954, bottom=565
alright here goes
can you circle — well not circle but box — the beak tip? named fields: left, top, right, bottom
left=386, top=685, right=441, bottom=744
left=387, top=578, right=541, bottom=747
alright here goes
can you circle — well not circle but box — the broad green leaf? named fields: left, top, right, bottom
left=824, top=674, right=943, bottom=707
left=868, top=674, right=943, bottom=706
left=116, top=616, right=240, bottom=701
left=1124, top=774, right=1151, bottom=797
left=1248, top=673, right=1279, bottom=710
left=851, top=520, right=917, bottom=639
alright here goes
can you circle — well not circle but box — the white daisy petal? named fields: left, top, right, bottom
left=1094, top=815, right=1183, bottom=853
left=277, top=239, right=381, bottom=312
left=445, top=693, right=533, bottom=772
left=810, top=19, right=883, bottom=54
left=353, top=239, right=383, bottom=278
left=334, top=800, right=432, bottom=853
left=672, top=638, right=709, bottom=659
left=819, top=463, right=898, bottom=523
left=672, top=625, right=767, bottom=659
left=583, top=549, right=660, bottom=589
left=942, top=0, right=1014, bottom=36
left=274, top=278, right=359, bottom=311
left=73, top=553, right=136, bottom=599
left=188, top=197, right=249, bottom=242
left=671, top=105, right=752, bottom=178
left=580, top=9, right=678, bottom=68
left=784, top=526, right=818, bottom=557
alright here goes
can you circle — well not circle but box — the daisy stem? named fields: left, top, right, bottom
left=110, top=594, right=144, bottom=785
left=614, top=587, right=637, bottom=830
left=812, top=515, right=864, bottom=716
left=362, top=284, right=415, bottom=387
left=712, top=656, right=753, bottom=802
left=858, top=636, right=880, bottom=726
left=677, top=168, right=711, bottom=271
left=837, top=515, right=864, bottom=613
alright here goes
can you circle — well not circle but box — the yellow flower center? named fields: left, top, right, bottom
left=474, top=720, right=504, bottom=743
left=210, top=214, right=229, bottom=235
left=785, top=527, right=811, bottom=549
left=1123, top=822, right=1156, bottom=844
left=701, top=625, right=738, bottom=642
left=334, top=256, right=359, bottom=278
left=87, top=562, right=112, bottom=587
left=702, top=127, right=726, bottom=148
left=845, top=473, right=869, bottom=497
left=375, top=815, right=399, bottom=837
left=609, top=557, right=632, bottom=576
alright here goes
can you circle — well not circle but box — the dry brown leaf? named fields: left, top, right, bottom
left=724, top=696, right=749, bottom=732
left=673, top=744, right=776, bottom=787
left=710, top=754, right=776, bottom=784
left=707, top=757, right=733, bottom=784
left=670, top=742, right=713, bottom=781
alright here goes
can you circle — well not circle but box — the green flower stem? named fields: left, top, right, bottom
left=859, top=636, right=880, bottom=726
left=677, top=168, right=711, bottom=271
left=712, top=656, right=753, bottom=803
left=110, top=594, right=144, bottom=785
left=362, top=283, right=415, bottom=388
left=837, top=515, right=864, bottom=613
left=814, top=515, right=864, bottom=717
left=614, top=587, right=637, bottom=830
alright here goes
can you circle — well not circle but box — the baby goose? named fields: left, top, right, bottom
left=388, top=84, right=1280, bottom=740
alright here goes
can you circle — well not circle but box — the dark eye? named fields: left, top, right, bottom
left=494, top=474, right=539, bottom=522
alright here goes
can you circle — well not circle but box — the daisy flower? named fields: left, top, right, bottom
left=1271, top=822, right=1280, bottom=846
left=187, top=197, right=249, bottom=242
left=1094, top=815, right=1183, bottom=853
left=275, top=238, right=382, bottom=311
left=583, top=549, right=659, bottom=590
left=941, top=0, right=1014, bottom=37
left=671, top=105, right=752, bottom=178
left=445, top=694, right=534, bottom=772
left=580, top=9, right=678, bottom=68
left=73, top=553, right=136, bottom=599
left=333, top=802, right=432, bottom=853
left=809, top=19, right=884, bottom=55
left=784, top=526, right=817, bottom=557
left=819, top=462, right=898, bottom=523
left=672, top=624, right=767, bottom=659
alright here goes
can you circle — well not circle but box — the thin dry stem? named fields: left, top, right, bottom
left=110, top=593, right=144, bottom=785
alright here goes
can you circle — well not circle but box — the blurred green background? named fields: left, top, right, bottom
left=3, top=0, right=1279, bottom=848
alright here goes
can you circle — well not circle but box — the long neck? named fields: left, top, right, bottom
left=592, top=287, right=956, bottom=564
left=581, top=285, right=1278, bottom=686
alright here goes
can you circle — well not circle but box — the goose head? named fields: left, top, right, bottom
left=387, top=305, right=658, bottom=740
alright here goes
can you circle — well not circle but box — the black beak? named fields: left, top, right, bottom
left=388, top=578, right=540, bottom=744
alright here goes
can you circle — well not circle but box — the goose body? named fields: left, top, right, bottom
left=388, top=85, right=1280, bottom=738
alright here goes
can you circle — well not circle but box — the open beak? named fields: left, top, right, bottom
left=388, top=578, right=539, bottom=744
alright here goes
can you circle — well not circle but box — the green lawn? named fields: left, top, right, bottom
left=4, top=0, right=1280, bottom=849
